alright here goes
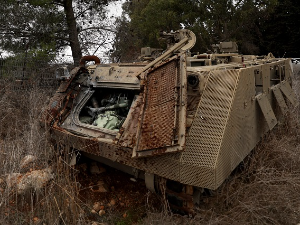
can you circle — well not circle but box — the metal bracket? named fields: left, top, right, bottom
left=271, top=84, right=288, bottom=114
left=145, top=173, right=156, bottom=193
left=280, top=81, right=297, bottom=106
left=256, top=93, right=277, bottom=130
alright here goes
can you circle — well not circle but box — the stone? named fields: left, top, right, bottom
left=33, top=217, right=40, bottom=224
left=130, top=178, right=137, bottom=182
left=90, top=180, right=108, bottom=193
left=91, top=222, right=107, bottom=225
left=93, top=202, right=101, bottom=212
left=91, top=209, right=97, bottom=214
left=20, top=155, right=39, bottom=173
left=89, top=162, right=106, bottom=174
left=99, top=209, right=105, bottom=216
left=6, top=168, right=53, bottom=194
left=109, top=199, right=116, bottom=206
left=17, top=168, right=53, bottom=194
left=6, top=173, right=22, bottom=188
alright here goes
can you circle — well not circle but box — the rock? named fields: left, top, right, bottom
left=91, top=222, right=107, bottom=225
left=20, top=155, right=39, bottom=173
left=7, top=168, right=53, bottom=194
left=89, top=162, right=106, bottom=174
left=99, top=209, right=105, bottom=216
left=93, top=202, right=101, bottom=212
left=109, top=199, right=116, bottom=206
left=17, top=168, right=53, bottom=194
left=33, top=217, right=40, bottom=224
left=130, top=178, right=137, bottom=182
left=6, top=173, right=22, bottom=188
left=91, top=209, right=97, bottom=214
left=90, top=180, right=108, bottom=193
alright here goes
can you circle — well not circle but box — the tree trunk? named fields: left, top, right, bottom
left=63, top=0, right=82, bottom=66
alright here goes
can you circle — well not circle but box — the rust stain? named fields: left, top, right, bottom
left=79, top=55, right=100, bottom=67
left=137, top=60, right=178, bottom=152
left=150, top=147, right=168, bottom=156
left=116, top=95, right=143, bottom=148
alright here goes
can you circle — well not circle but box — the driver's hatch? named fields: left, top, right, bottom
left=117, top=53, right=187, bottom=158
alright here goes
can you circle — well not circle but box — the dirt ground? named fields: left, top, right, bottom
left=74, top=157, right=162, bottom=224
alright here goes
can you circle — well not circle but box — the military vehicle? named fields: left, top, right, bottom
left=44, top=29, right=296, bottom=214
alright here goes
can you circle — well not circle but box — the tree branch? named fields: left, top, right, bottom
left=79, top=26, right=116, bottom=33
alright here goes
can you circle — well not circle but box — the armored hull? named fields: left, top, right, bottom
left=44, top=30, right=296, bottom=213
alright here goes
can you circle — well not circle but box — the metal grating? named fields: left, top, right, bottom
left=136, top=60, right=178, bottom=151
left=215, top=66, right=268, bottom=188
left=180, top=69, right=240, bottom=189
left=272, top=85, right=288, bottom=114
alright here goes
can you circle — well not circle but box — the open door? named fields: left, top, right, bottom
left=132, top=53, right=187, bottom=158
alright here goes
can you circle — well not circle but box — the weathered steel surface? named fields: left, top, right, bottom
left=116, top=95, right=143, bottom=148
left=272, top=84, right=288, bottom=114
left=137, top=60, right=178, bottom=150
left=256, top=93, right=277, bottom=130
left=280, top=80, right=297, bottom=106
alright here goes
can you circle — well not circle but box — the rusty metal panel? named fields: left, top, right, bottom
left=271, top=84, right=288, bottom=114
left=43, top=92, right=66, bottom=125
left=133, top=54, right=187, bottom=157
left=280, top=80, right=297, bottom=106
left=138, top=61, right=177, bottom=149
left=116, top=95, right=143, bottom=148
left=256, top=93, right=277, bottom=130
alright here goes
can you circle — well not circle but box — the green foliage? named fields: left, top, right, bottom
left=112, top=0, right=297, bottom=61
left=0, top=1, right=66, bottom=56
left=261, top=0, right=300, bottom=57
left=0, top=0, right=118, bottom=65
left=109, top=16, right=142, bottom=62
left=128, top=0, right=200, bottom=47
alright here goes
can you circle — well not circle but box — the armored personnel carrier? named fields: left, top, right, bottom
left=44, top=30, right=296, bottom=214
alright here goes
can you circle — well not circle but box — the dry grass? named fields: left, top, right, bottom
left=0, top=84, right=89, bottom=224
left=0, top=65, right=299, bottom=224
